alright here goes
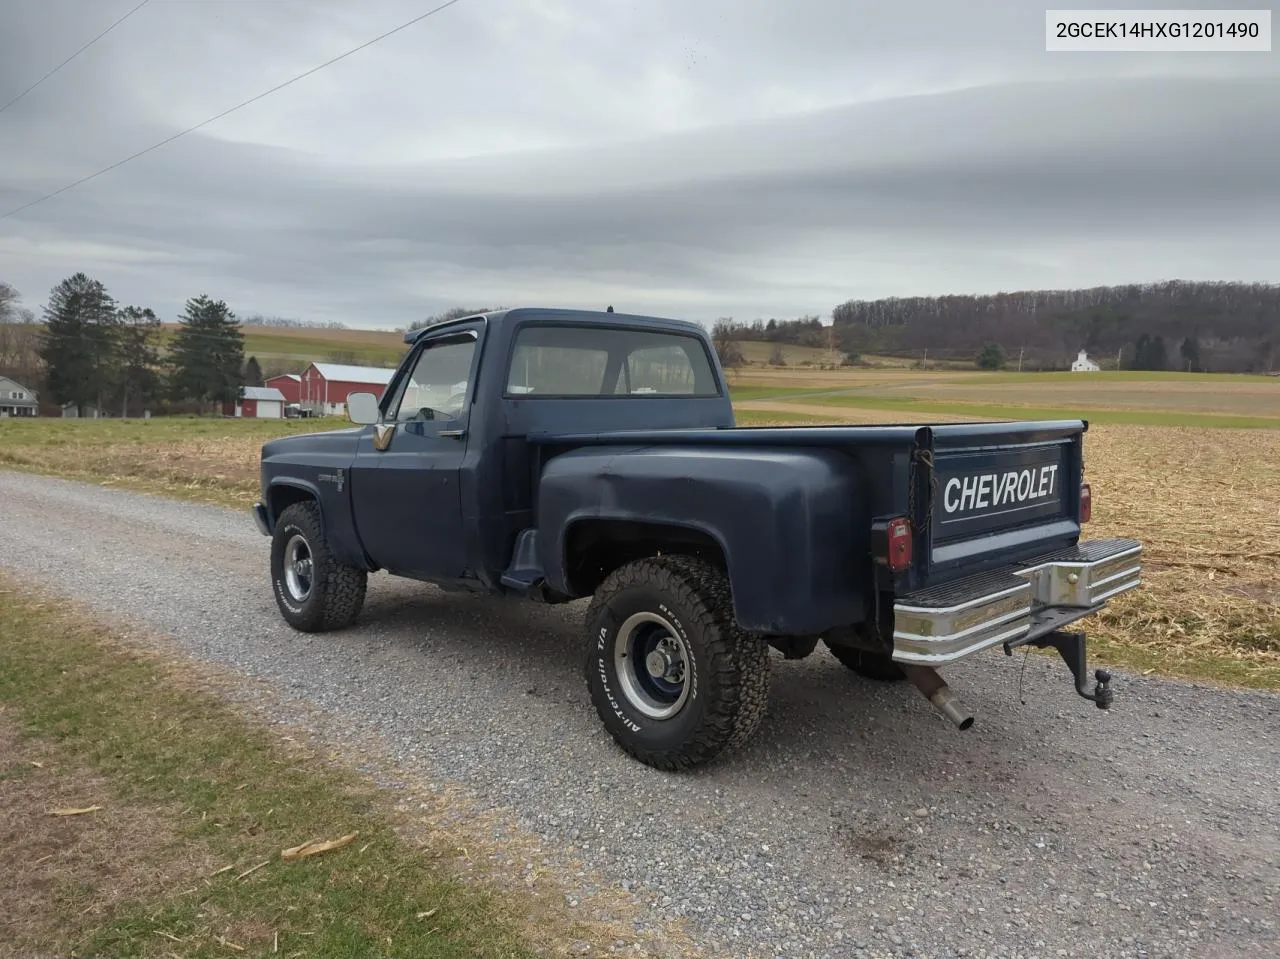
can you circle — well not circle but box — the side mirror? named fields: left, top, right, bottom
left=346, top=391, right=380, bottom=425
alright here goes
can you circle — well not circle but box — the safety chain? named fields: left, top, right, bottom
left=907, top=447, right=938, bottom=534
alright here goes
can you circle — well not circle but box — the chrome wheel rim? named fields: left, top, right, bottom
left=283, top=534, right=314, bottom=602
left=614, top=611, right=691, bottom=720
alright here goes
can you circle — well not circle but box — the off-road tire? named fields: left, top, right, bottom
left=584, top=554, right=771, bottom=771
left=270, top=501, right=367, bottom=632
left=823, top=640, right=906, bottom=682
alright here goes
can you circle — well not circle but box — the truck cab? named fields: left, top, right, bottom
left=254, top=308, right=1142, bottom=771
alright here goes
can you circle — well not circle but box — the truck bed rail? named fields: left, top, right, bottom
left=529, top=419, right=1088, bottom=449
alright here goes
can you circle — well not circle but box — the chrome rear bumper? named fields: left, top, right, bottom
left=891, top=538, right=1142, bottom=666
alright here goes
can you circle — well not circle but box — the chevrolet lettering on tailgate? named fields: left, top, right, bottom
left=931, top=442, right=1071, bottom=543
left=943, top=464, right=1059, bottom=516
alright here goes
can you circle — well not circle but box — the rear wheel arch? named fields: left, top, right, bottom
left=561, top=517, right=730, bottom=597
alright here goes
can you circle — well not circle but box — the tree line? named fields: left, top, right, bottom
left=712, top=280, right=1279, bottom=372
left=240, top=313, right=348, bottom=330
left=1, top=273, right=254, bottom=416
left=402, top=305, right=505, bottom=333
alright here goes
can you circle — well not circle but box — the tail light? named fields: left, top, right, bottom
left=1079, top=483, right=1092, bottom=523
left=881, top=516, right=913, bottom=572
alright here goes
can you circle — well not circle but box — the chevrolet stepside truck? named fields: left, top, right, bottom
left=253, top=307, right=1143, bottom=771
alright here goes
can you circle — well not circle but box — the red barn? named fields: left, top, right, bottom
left=266, top=373, right=301, bottom=404
left=222, top=386, right=286, bottom=419
left=300, top=362, right=396, bottom=416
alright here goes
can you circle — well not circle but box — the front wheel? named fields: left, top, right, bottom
left=584, top=555, right=771, bottom=771
left=270, top=501, right=367, bottom=632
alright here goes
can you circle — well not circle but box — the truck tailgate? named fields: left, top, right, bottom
left=892, top=420, right=1142, bottom=667
left=920, top=420, right=1085, bottom=574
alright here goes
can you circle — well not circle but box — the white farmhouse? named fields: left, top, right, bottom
left=0, top=376, right=38, bottom=417
left=1071, top=349, right=1101, bottom=372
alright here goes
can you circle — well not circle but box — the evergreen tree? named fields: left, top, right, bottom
left=168, top=294, right=245, bottom=410
left=1179, top=335, right=1201, bottom=371
left=38, top=272, right=119, bottom=416
left=243, top=355, right=264, bottom=387
left=977, top=343, right=1006, bottom=370
left=1150, top=335, right=1169, bottom=370
left=115, top=306, right=162, bottom=417
left=1131, top=333, right=1169, bottom=371
left=1130, top=333, right=1150, bottom=370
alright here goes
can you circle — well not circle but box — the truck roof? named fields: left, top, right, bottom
left=402, top=307, right=708, bottom=345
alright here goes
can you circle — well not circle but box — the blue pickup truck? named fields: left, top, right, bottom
left=253, top=307, right=1142, bottom=770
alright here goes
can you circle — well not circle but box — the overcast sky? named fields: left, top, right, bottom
left=1, top=0, right=1277, bottom=329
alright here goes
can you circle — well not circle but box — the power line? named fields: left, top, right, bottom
left=1, top=0, right=467, bottom=220
left=0, top=0, right=154, bottom=116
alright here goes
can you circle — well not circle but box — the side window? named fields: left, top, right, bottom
left=385, top=336, right=477, bottom=422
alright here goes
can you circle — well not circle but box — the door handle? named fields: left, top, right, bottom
left=437, top=429, right=466, bottom=439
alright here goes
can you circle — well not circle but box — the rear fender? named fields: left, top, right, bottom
left=559, top=512, right=731, bottom=586
left=536, top=445, right=868, bottom=635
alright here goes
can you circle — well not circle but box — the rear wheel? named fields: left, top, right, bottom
left=270, top=501, right=367, bottom=632
left=584, top=555, right=770, bottom=771
left=824, top=640, right=906, bottom=682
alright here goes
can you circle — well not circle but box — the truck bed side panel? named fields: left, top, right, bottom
left=535, top=445, right=868, bottom=634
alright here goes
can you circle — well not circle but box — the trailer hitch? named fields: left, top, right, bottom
left=1003, top=630, right=1113, bottom=709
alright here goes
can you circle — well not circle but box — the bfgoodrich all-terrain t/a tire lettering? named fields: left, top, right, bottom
left=584, top=555, right=770, bottom=771
left=270, top=501, right=367, bottom=632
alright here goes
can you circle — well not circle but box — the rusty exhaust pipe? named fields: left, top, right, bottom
left=901, top=664, right=974, bottom=730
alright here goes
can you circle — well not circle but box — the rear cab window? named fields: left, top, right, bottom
left=504, top=324, right=722, bottom=397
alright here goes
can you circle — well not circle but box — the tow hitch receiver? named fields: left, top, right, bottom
left=1004, top=629, right=1114, bottom=709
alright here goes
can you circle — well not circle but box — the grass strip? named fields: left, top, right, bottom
left=730, top=408, right=834, bottom=425
left=0, top=580, right=586, bottom=959
left=946, top=370, right=1280, bottom=385
left=768, top=392, right=1280, bottom=429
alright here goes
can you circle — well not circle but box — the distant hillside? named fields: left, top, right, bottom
left=157, top=323, right=406, bottom=376
left=830, top=281, right=1279, bottom=373
left=714, top=282, right=1278, bottom=373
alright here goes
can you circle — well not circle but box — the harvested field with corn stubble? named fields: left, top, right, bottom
left=735, top=410, right=1280, bottom=687
left=1082, top=424, right=1280, bottom=686
left=1, top=410, right=1278, bottom=688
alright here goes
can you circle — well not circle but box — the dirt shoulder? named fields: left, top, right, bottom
left=0, top=576, right=702, bottom=959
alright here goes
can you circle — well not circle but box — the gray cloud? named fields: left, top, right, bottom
left=1, top=0, right=1276, bottom=327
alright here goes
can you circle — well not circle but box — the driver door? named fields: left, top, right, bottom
left=350, top=328, right=478, bottom=579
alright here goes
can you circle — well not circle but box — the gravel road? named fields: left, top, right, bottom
left=1, top=469, right=1277, bottom=959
